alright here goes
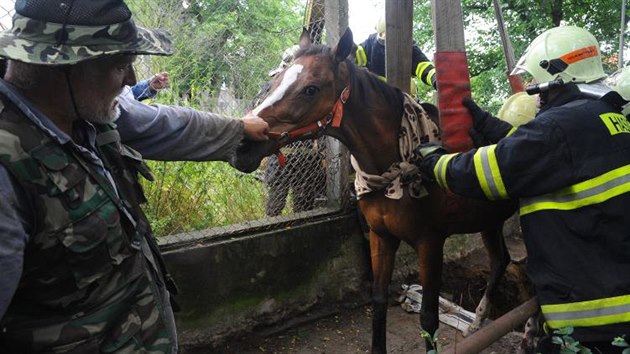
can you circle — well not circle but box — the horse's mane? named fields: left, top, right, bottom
left=294, top=45, right=327, bottom=60
left=345, top=58, right=403, bottom=114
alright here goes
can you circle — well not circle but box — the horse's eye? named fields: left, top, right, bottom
left=303, top=85, right=320, bottom=96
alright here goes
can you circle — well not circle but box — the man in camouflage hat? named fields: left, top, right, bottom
left=0, top=0, right=268, bottom=352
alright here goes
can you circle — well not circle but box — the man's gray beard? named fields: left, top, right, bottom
left=83, top=104, right=121, bottom=125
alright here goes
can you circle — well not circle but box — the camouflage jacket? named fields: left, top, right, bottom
left=0, top=94, right=176, bottom=353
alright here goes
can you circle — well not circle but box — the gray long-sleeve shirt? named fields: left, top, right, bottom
left=0, top=83, right=245, bottom=318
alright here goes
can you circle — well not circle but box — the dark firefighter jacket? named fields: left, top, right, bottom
left=355, top=33, right=436, bottom=88
left=425, top=83, right=630, bottom=341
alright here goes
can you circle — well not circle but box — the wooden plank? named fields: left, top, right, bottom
left=620, top=0, right=627, bottom=70
left=324, top=0, right=351, bottom=208
left=431, top=0, right=473, bottom=152
left=493, top=0, right=524, bottom=93
left=385, top=0, right=413, bottom=93
left=493, top=0, right=516, bottom=72
left=441, top=297, right=539, bottom=354
left=431, top=0, right=466, bottom=52
left=324, top=0, right=348, bottom=46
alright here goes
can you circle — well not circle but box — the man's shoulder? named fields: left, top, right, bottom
left=361, top=33, right=379, bottom=45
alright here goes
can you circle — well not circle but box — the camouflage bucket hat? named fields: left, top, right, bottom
left=0, top=0, right=173, bottom=65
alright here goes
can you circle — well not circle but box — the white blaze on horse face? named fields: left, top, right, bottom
left=253, top=64, right=304, bottom=116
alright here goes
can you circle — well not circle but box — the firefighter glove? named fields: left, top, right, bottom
left=413, top=142, right=448, bottom=183
left=469, top=127, right=490, bottom=148
left=463, top=97, right=494, bottom=132
left=463, top=97, right=513, bottom=144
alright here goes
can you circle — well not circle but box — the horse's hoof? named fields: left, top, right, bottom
left=462, top=324, right=480, bottom=337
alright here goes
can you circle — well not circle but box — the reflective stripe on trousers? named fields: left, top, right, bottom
left=542, top=293, right=630, bottom=329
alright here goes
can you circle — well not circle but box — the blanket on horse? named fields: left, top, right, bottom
left=351, top=94, right=441, bottom=199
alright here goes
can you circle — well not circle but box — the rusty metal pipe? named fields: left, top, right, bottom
left=441, top=297, right=539, bottom=354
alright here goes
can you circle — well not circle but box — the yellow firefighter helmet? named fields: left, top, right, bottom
left=497, top=92, right=537, bottom=126
left=606, top=66, right=630, bottom=101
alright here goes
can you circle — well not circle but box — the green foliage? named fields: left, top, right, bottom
left=141, top=160, right=267, bottom=236
left=612, top=335, right=630, bottom=354
left=121, top=0, right=307, bottom=236
left=127, top=0, right=303, bottom=104
left=420, top=329, right=441, bottom=353
left=548, top=326, right=592, bottom=354
left=411, top=0, right=627, bottom=110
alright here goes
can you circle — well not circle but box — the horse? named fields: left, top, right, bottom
left=234, top=28, right=518, bottom=353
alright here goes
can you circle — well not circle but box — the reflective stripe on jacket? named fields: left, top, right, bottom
left=355, top=33, right=435, bottom=87
left=427, top=84, right=630, bottom=341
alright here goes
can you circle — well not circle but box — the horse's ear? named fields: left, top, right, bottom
left=299, top=28, right=312, bottom=49
left=333, top=27, right=354, bottom=63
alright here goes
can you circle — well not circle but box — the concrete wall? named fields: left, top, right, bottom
left=159, top=211, right=529, bottom=351
left=160, top=212, right=374, bottom=350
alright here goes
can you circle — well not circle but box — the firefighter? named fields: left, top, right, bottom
left=414, top=25, right=630, bottom=353
left=355, top=14, right=437, bottom=92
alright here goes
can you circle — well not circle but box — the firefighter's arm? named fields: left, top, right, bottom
left=355, top=42, right=368, bottom=67
left=412, top=45, right=436, bottom=89
left=463, top=98, right=514, bottom=144
left=414, top=143, right=448, bottom=184
left=415, top=117, right=573, bottom=200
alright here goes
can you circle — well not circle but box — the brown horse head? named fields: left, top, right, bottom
left=246, top=27, right=418, bottom=176
left=229, top=138, right=279, bottom=173
left=231, top=28, right=355, bottom=173
left=233, top=27, right=439, bottom=176
left=252, top=28, right=354, bottom=138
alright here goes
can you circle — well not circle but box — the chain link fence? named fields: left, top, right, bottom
left=0, top=0, right=352, bottom=237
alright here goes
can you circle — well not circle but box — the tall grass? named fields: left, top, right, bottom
left=141, top=160, right=267, bottom=237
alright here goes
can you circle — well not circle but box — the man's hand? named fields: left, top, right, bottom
left=413, top=142, right=448, bottom=183
left=149, top=72, right=170, bottom=91
left=241, top=112, right=269, bottom=141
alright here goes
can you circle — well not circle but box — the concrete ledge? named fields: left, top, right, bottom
left=161, top=212, right=371, bottom=350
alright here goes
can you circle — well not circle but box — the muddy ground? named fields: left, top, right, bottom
left=185, top=230, right=532, bottom=354
left=207, top=302, right=525, bottom=354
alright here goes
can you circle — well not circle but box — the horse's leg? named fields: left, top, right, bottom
left=416, top=236, right=445, bottom=352
left=518, top=309, right=542, bottom=354
left=464, top=225, right=511, bottom=336
left=369, top=230, right=400, bottom=354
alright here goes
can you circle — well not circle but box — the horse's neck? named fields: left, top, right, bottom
left=334, top=82, right=404, bottom=176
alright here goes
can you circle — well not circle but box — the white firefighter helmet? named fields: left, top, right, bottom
left=375, top=14, right=386, bottom=41
left=606, top=65, right=630, bottom=101
left=497, top=92, right=537, bottom=126
left=511, top=26, right=606, bottom=85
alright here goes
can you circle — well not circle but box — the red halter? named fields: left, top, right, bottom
left=266, top=85, right=350, bottom=167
